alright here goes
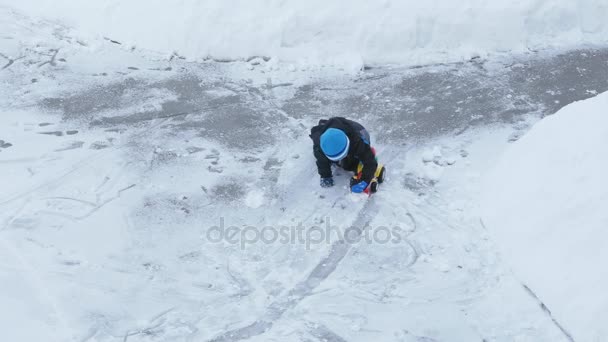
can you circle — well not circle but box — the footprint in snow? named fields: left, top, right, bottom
left=0, top=140, right=13, bottom=149
left=38, top=130, right=79, bottom=137
left=89, top=141, right=111, bottom=150
left=54, top=141, right=85, bottom=152
left=39, top=131, right=64, bottom=136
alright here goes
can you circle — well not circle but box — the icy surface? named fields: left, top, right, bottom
left=1, top=8, right=608, bottom=342
left=481, top=92, right=608, bottom=342
left=1, top=1, right=608, bottom=68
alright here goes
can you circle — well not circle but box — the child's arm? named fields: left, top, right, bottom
left=314, top=145, right=333, bottom=179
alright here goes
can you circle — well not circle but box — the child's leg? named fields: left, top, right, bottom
left=338, top=156, right=359, bottom=172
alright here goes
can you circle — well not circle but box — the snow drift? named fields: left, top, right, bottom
left=481, top=92, right=608, bottom=341
left=2, top=0, right=608, bottom=68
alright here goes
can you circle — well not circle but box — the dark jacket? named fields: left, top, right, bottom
left=310, top=117, right=378, bottom=184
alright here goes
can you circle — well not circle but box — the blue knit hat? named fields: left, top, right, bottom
left=320, top=128, right=350, bottom=161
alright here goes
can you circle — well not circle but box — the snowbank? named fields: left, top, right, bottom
left=481, top=92, right=608, bottom=341
left=2, top=0, right=608, bottom=68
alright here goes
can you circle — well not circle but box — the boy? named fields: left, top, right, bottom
left=310, top=117, right=379, bottom=193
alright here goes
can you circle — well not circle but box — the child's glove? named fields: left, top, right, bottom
left=350, top=180, right=368, bottom=193
left=320, top=177, right=334, bottom=188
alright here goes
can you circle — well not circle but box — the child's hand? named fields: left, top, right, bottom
left=320, top=177, right=334, bottom=188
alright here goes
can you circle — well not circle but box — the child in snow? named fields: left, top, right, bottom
left=310, top=117, right=378, bottom=193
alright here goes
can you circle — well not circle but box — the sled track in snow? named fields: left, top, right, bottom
left=522, top=284, right=575, bottom=342
left=208, top=198, right=380, bottom=342
left=208, top=150, right=409, bottom=341
left=307, top=322, right=349, bottom=342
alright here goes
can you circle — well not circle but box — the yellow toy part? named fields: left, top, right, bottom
left=354, top=163, right=386, bottom=194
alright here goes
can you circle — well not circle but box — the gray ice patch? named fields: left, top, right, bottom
left=211, top=180, right=246, bottom=202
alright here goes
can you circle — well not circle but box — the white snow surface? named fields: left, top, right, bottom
left=481, top=92, right=608, bottom=341
left=2, top=0, right=608, bottom=68
left=1, top=7, right=606, bottom=341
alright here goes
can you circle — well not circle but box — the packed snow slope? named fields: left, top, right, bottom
left=481, top=92, right=608, bottom=342
left=2, top=0, right=608, bottom=68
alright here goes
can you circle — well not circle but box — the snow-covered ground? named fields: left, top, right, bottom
left=1, top=1, right=608, bottom=69
left=481, top=92, right=608, bottom=342
left=1, top=5, right=608, bottom=342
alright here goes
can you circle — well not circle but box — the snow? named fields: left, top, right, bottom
left=1, top=1, right=608, bottom=68
left=2, top=6, right=608, bottom=342
left=244, top=190, right=265, bottom=209
left=421, top=146, right=443, bottom=163
left=481, top=92, right=608, bottom=341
